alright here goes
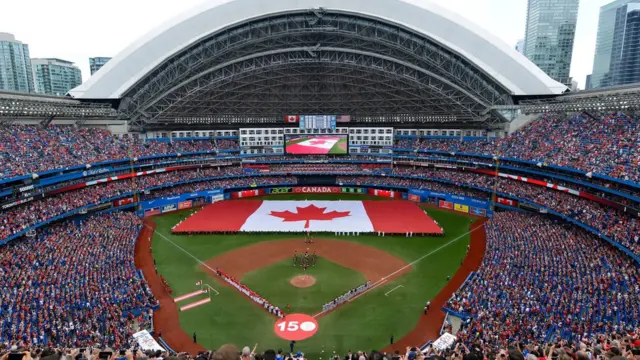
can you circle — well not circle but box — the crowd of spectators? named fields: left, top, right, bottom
left=401, top=112, right=640, bottom=183
left=387, top=167, right=640, bottom=256
left=447, top=211, right=640, bottom=351
left=0, top=125, right=240, bottom=179
left=0, top=167, right=257, bottom=240
left=336, top=176, right=490, bottom=200
left=394, top=139, right=415, bottom=149
left=214, top=140, right=240, bottom=150
left=141, top=176, right=296, bottom=200
left=3, top=331, right=639, bottom=360
left=0, top=212, right=156, bottom=347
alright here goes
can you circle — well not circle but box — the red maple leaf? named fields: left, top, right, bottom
left=308, top=139, right=328, bottom=145
left=269, top=204, right=350, bottom=228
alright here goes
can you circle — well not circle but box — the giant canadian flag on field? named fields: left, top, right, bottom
left=241, top=200, right=372, bottom=232
left=171, top=200, right=444, bottom=234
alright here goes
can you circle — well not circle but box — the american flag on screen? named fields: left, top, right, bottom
left=336, top=115, right=351, bottom=123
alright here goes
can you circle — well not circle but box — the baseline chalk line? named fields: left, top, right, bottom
left=313, top=222, right=487, bottom=317
left=205, top=284, right=220, bottom=295
left=384, top=285, right=404, bottom=296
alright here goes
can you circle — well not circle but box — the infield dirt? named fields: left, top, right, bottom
left=201, top=238, right=410, bottom=288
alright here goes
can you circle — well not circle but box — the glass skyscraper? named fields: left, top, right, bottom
left=89, top=57, right=111, bottom=75
left=0, top=32, right=35, bottom=93
left=591, top=0, right=640, bottom=89
left=32, top=58, right=82, bottom=96
left=524, top=0, right=580, bottom=87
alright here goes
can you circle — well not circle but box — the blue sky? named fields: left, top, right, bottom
left=3, top=0, right=613, bottom=89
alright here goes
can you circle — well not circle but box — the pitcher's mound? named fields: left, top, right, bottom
left=290, top=275, right=316, bottom=288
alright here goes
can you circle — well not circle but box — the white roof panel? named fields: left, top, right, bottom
left=69, top=0, right=567, bottom=99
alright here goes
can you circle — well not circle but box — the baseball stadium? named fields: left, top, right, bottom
left=0, top=1, right=639, bottom=360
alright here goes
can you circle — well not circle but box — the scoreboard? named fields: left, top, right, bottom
left=299, top=115, right=336, bottom=130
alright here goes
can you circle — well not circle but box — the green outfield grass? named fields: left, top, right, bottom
left=328, top=138, right=348, bottom=154
left=151, top=194, right=475, bottom=357
left=242, top=259, right=367, bottom=315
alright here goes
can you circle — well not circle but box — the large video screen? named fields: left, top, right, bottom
left=284, top=134, right=348, bottom=155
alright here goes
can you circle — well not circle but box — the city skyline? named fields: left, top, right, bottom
left=89, top=57, right=112, bottom=76
left=32, top=58, right=82, bottom=96
left=591, top=0, right=640, bottom=88
left=0, top=32, right=35, bottom=93
left=0, top=0, right=619, bottom=90
left=523, top=0, right=580, bottom=87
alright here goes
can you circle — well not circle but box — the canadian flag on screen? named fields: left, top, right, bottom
left=285, top=115, right=299, bottom=123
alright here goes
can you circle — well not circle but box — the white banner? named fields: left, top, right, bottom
left=431, top=333, right=457, bottom=351
left=240, top=200, right=374, bottom=232
left=132, top=330, right=166, bottom=352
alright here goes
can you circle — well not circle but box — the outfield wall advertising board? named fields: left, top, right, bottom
left=410, top=189, right=492, bottom=216
left=341, top=187, right=364, bottom=193
left=269, top=187, right=293, bottom=194
left=293, top=186, right=341, bottom=194
left=162, top=204, right=177, bottom=213
left=140, top=189, right=224, bottom=215
left=178, top=200, right=193, bottom=209
left=439, top=200, right=453, bottom=209
left=367, top=188, right=404, bottom=199
left=230, top=189, right=266, bottom=198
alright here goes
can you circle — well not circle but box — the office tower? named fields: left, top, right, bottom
left=32, top=58, right=82, bottom=96
left=89, top=57, right=111, bottom=75
left=0, top=32, right=35, bottom=93
left=524, top=0, right=580, bottom=87
left=591, top=0, right=640, bottom=88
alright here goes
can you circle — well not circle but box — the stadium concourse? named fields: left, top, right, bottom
left=1, top=0, right=640, bottom=357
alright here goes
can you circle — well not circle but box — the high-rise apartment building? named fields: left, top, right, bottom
left=591, top=0, right=640, bottom=88
left=32, top=58, right=82, bottom=96
left=515, top=39, right=525, bottom=54
left=0, top=32, right=35, bottom=93
left=89, top=57, right=111, bottom=75
left=524, top=0, right=580, bottom=87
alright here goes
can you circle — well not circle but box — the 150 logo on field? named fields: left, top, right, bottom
left=273, top=313, right=318, bottom=340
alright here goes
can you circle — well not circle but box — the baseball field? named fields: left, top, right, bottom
left=140, top=194, right=481, bottom=357
left=284, top=136, right=348, bottom=155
